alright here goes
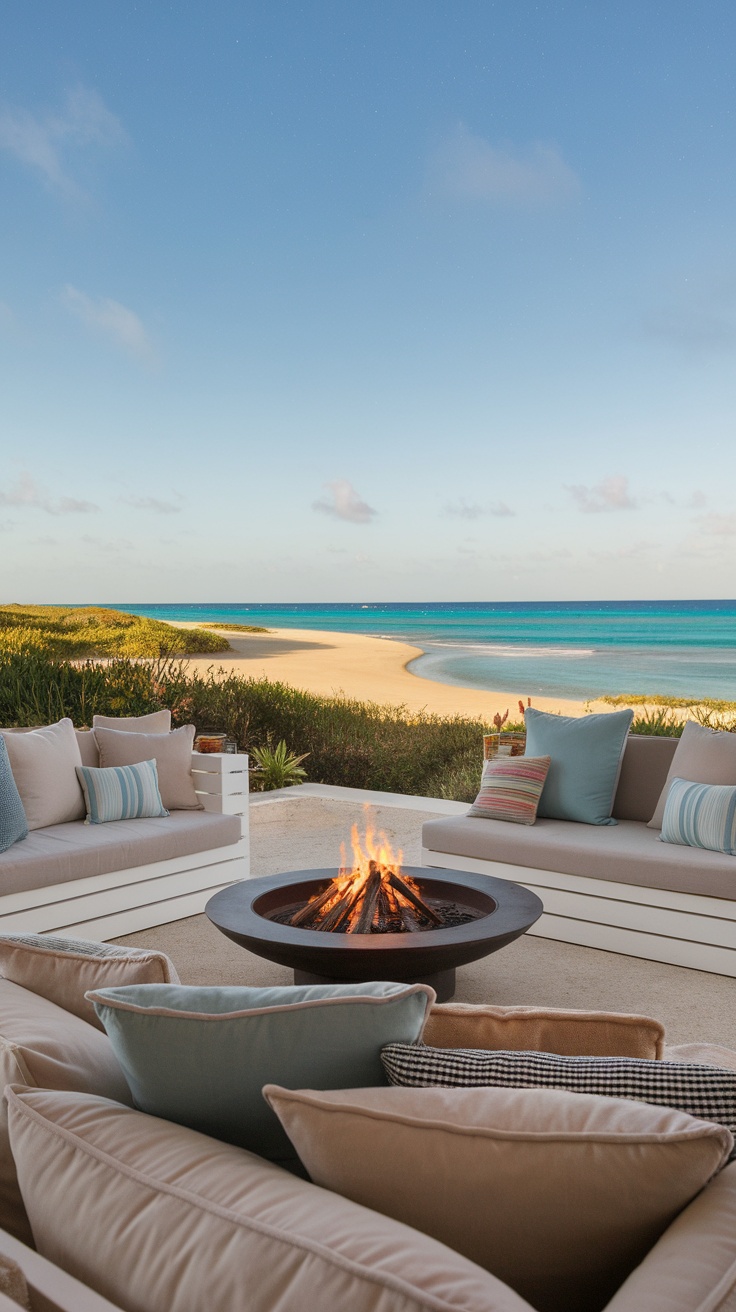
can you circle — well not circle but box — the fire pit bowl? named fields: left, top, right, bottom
left=206, top=867, right=543, bottom=1002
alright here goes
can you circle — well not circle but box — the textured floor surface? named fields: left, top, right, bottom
left=117, top=794, right=736, bottom=1049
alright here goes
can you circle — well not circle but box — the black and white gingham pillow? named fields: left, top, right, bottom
left=381, top=1043, right=736, bottom=1148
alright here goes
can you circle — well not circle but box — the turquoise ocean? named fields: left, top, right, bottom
left=110, top=602, right=736, bottom=702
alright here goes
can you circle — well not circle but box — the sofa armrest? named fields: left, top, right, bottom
left=0, top=1225, right=124, bottom=1311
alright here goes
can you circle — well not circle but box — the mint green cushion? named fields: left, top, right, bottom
left=89, top=982, right=433, bottom=1164
left=524, top=707, right=634, bottom=826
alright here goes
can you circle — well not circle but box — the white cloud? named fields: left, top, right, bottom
left=430, top=125, right=581, bottom=207
left=120, top=495, right=182, bottom=514
left=62, top=285, right=156, bottom=364
left=567, top=475, right=637, bottom=513
left=695, top=513, right=736, bottom=537
left=444, top=499, right=515, bottom=519
left=0, top=472, right=98, bottom=515
left=0, top=85, right=127, bottom=198
left=313, top=480, right=377, bottom=524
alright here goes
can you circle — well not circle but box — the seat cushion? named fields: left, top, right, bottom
left=0, top=811, right=242, bottom=895
left=6, top=1088, right=531, bottom=1312
left=422, top=813, right=736, bottom=899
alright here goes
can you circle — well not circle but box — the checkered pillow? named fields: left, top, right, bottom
left=381, top=1043, right=736, bottom=1148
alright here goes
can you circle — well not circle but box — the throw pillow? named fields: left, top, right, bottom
left=649, top=720, right=736, bottom=829
left=381, top=1044, right=736, bottom=1144
left=6, top=1088, right=530, bottom=1312
left=524, top=707, right=634, bottom=825
left=92, top=709, right=172, bottom=733
left=264, top=1081, right=731, bottom=1312
left=468, top=756, right=551, bottom=824
left=423, top=1003, right=666, bottom=1060
left=0, top=720, right=85, bottom=829
left=76, top=759, right=169, bottom=825
left=93, top=724, right=201, bottom=811
left=88, top=981, right=434, bottom=1165
left=660, top=777, right=736, bottom=855
left=0, top=933, right=179, bottom=1031
left=0, top=980, right=133, bottom=1246
left=0, top=738, right=27, bottom=853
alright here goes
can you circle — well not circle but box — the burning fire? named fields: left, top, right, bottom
left=291, top=815, right=441, bottom=934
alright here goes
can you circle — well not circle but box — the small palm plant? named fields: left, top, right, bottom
left=249, top=739, right=309, bottom=791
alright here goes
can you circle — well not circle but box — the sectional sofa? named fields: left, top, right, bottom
left=422, top=732, right=736, bottom=977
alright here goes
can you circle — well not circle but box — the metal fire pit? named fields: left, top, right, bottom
left=206, top=867, right=543, bottom=1002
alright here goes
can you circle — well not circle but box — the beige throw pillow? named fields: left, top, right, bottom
left=6, top=1087, right=533, bottom=1312
left=93, top=724, right=201, bottom=810
left=0, top=934, right=179, bottom=1031
left=264, top=1083, right=732, bottom=1312
left=0, top=981, right=132, bottom=1246
left=92, top=710, right=171, bottom=733
left=649, top=720, right=736, bottom=829
left=424, top=1003, right=666, bottom=1060
left=0, top=720, right=85, bottom=829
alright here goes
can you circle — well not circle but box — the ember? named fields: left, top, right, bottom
left=269, top=819, right=482, bottom=935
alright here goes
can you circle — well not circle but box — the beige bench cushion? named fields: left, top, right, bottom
left=0, top=812, right=241, bottom=895
left=422, top=814, right=736, bottom=900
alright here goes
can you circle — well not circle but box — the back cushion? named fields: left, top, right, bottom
left=6, top=1087, right=533, bottom=1312
left=0, top=981, right=132, bottom=1246
left=75, top=730, right=99, bottom=767
left=92, top=711, right=172, bottom=733
left=424, top=1003, right=665, bottom=1060
left=612, top=735, right=678, bottom=822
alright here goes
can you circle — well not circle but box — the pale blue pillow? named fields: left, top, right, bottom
left=660, top=777, right=736, bottom=855
left=524, top=707, right=634, bottom=826
left=0, top=737, right=28, bottom=852
left=76, top=759, right=168, bottom=824
left=88, top=982, right=433, bottom=1164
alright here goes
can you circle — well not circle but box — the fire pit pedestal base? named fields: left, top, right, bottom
left=206, top=868, right=543, bottom=1003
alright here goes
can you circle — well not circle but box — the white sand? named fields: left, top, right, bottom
left=175, top=623, right=629, bottom=720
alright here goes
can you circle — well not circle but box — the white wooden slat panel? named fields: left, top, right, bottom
left=0, top=840, right=249, bottom=915
left=194, top=772, right=248, bottom=797
left=191, top=752, right=249, bottom=774
left=529, top=914, right=736, bottom=976
left=0, top=1228, right=125, bottom=1312
left=54, top=881, right=243, bottom=941
left=523, top=884, right=736, bottom=950
left=198, top=791, right=247, bottom=816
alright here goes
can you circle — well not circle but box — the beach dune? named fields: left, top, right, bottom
left=174, top=624, right=616, bottom=720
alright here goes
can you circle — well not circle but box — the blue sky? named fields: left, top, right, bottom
left=1, top=1, right=735, bottom=603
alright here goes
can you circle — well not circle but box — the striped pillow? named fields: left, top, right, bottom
left=468, top=755, right=551, bottom=825
left=75, top=760, right=169, bottom=824
left=660, top=777, right=736, bottom=855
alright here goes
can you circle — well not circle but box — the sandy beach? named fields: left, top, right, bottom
left=175, top=624, right=620, bottom=720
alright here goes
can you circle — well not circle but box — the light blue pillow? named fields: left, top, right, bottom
left=524, top=707, right=634, bottom=826
left=660, top=777, right=736, bottom=855
left=88, top=982, right=433, bottom=1164
left=75, top=759, right=169, bottom=824
left=0, top=737, right=28, bottom=852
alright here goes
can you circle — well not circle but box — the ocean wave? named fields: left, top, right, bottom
left=418, top=643, right=595, bottom=659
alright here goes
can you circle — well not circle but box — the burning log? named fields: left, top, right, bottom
left=387, top=871, right=443, bottom=926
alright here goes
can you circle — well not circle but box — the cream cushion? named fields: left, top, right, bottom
left=424, top=1003, right=665, bottom=1060
left=92, top=711, right=171, bottom=733
left=0, top=981, right=132, bottom=1246
left=605, top=1161, right=736, bottom=1312
left=264, top=1083, right=732, bottom=1312
left=93, top=725, right=201, bottom=811
left=0, top=935, right=179, bottom=1031
left=0, top=721, right=84, bottom=829
left=649, top=720, right=736, bottom=829
left=6, top=1087, right=533, bottom=1312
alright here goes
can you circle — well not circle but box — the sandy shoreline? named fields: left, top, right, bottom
left=174, top=623, right=622, bottom=720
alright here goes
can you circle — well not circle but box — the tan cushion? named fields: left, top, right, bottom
left=604, top=1160, right=736, bottom=1312
left=0, top=982, right=132, bottom=1246
left=75, top=731, right=99, bottom=768
left=424, top=1003, right=665, bottom=1059
left=92, top=711, right=171, bottom=734
left=649, top=721, right=736, bottom=829
left=93, top=725, right=201, bottom=811
left=264, top=1083, right=732, bottom=1312
left=0, top=721, right=84, bottom=829
left=0, top=811, right=241, bottom=895
left=6, top=1088, right=533, bottom=1312
left=0, top=935, right=179, bottom=1031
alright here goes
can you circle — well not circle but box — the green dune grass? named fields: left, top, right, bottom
left=0, top=605, right=230, bottom=659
